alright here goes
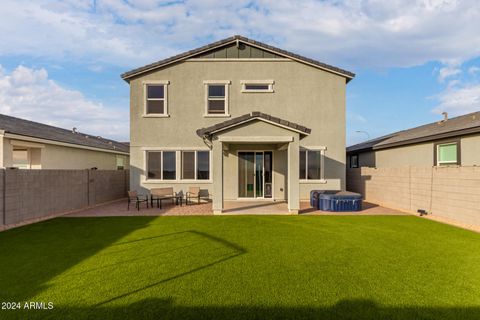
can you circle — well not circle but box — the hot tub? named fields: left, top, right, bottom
left=315, top=191, right=362, bottom=212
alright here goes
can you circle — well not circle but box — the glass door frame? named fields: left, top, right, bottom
left=237, top=150, right=274, bottom=199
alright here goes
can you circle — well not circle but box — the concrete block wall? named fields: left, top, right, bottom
left=0, top=169, right=129, bottom=228
left=347, top=166, right=480, bottom=226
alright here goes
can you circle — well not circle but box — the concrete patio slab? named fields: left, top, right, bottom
left=65, top=198, right=407, bottom=217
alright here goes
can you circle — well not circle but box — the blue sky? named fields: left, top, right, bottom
left=1, top=0, right=480, bottom=143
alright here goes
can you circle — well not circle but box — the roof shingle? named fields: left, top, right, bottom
left=347, top=111, right=480, bottom=152
left=0, top=114, right=129, bottom=153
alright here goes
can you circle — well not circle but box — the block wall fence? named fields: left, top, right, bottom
left=0, top=169, right=128, bottom=230
left=347, top=166, right=480, bottom=226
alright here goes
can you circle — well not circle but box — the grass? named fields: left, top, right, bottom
left=0, top=215, right=479, bottom=319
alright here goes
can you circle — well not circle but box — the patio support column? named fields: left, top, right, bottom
left=212, top=139, right=224, bottom=214
left=287, top=136, right=300, bottom=214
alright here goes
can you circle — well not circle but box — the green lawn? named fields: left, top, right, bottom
left=1, top=216, right=479, bottom=320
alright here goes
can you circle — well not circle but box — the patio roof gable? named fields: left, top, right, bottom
left=196, top=112, right=311, bottom=138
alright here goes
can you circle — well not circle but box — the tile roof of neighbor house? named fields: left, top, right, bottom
left=121, top=35, right=355, bottom=81
left=196, top=111, right=311, bottom=137
left=0, top=114, right=129, bottom=154
left=347, top=111, right=480, bottom=152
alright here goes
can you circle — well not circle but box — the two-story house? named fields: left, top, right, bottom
left=122, top=35, right=354, bottom=214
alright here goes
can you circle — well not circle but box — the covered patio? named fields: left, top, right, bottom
left=196, top=112, right=311, bottom=215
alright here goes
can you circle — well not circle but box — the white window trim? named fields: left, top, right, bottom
left=143, top=149, right=212, bottom=183
left=144, top=150, right=177, bottom=181
left=143, top=80, right=170, bottom=117
left=204, top=80, right=230, bottom=117
left=299, top=147, right=326, bottom=183
left=436, top=142, right=459, bottom=166
left=240, top=80, right=275, bottom=93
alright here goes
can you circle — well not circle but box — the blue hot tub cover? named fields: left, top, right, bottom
left=315, top=191, right=362, bottom=212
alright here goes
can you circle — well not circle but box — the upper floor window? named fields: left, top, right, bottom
left=241, top=80, right=274, bottom=93
left=436, top=142, right=460, bottom=166
left=300, top=148, right=325, bottom=181
left=204, top=80, right=230, bottom=117
left=144, top=81, right=169, bottom=117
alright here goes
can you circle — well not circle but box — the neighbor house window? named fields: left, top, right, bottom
left=13, top=149, right=30, bottom=169
left=181, top=151, right=210, bottom=180
left=300, top=149, right=324, bottom=180
left=147, top=151, right=176, bottom=180
left=241, top=80, right=274, bottom=93
left=144, top=81, right=169, bottom=116
left=350, top=155, right=359, bottom=168
left=204, top=80, right=230, bottom=116
left=116, top=156, right=125, bottom=170
left=436, top=142, right=460, bottom=166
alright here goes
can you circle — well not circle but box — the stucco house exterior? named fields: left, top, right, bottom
left=122, top=35, right=355, bottom=214
left=0, top=114, right=129, bottom=170
left=347, top=111, right=480, bottom=168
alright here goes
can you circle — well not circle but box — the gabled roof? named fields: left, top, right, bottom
left=0, top=114, right=129, bottom=154
left=347, top=111, right=480, bottom=153
left=196, top=111, right=311, bottom=138
left=121, top=35, right=355, bottom=82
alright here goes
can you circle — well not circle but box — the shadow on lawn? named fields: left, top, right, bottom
left=0, top=219, right=248, bottom=317
left=94, top=230, right=247, bottom=307
left=0, top=217, right=157, bottom=302
left=9, top=298, right=480, bottom=320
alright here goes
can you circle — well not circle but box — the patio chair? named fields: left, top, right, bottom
left=127, top=191, right=149, bottom=211
left=186, top=187, right=201, bottom=205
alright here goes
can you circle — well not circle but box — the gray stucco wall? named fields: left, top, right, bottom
left=461, top=134, right=480, bottom=166
left=129, top=59, right=347, bottom=199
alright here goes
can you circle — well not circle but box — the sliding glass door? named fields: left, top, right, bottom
left=238, top=151, right=273, bottom=198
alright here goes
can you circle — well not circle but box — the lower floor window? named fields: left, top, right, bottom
left=300, top=149, right=323, bottom=180
left=436, top=142, right=459, bottom=166
left=13, top=149, right=30, bottom=169
left=181, top=150, right=210, bottom=180
left=350, top=154, right=359, bottom=168
left=147, top=151, right=176, bottom=180
left=147, top=150, right=210, bottom=180
left=116, top=156, right=125, bottom=170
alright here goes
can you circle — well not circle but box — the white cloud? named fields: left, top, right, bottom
left=1, top=0, right=480, bottom=68
left=438, top=64, right=461, bottom=82
left=468, top=66, right=480, bottom=75
left=433, top=84, right=480, bottom=116
left=0, top=65, right=128, bottom=140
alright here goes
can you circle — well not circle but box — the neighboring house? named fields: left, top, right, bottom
left=347, top=111, right=480, bottom=168
left=0, top=114, right=129, bottom=170
left=122, top=35, right=355, bottom=214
